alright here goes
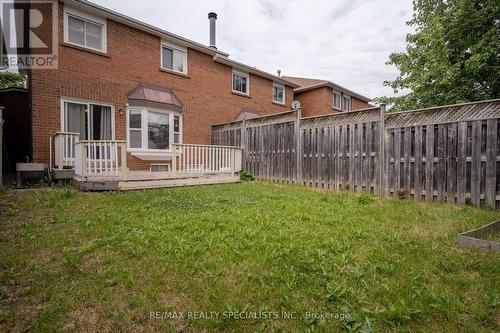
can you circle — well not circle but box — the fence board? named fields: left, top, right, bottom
left=211, top=99, right=500, bottom=208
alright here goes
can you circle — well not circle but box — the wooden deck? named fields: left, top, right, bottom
left=72, top=172, right=240, bottom=191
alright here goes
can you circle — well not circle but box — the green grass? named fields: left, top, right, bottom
left=0, top=182, right=499, bottom=332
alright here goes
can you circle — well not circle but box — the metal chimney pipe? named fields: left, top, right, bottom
left=208, top=12, right=217, bottom=49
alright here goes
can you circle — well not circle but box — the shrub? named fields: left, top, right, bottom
left=357, top=193, right=374, bottom=205
left=465, top=197, right=474, bottom=207
left=239, top=170, right=255, bottom=181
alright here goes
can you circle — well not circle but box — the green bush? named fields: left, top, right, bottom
left=356, top=193, right=374, bottom=205
left=239, top=170, right=255, bottom=181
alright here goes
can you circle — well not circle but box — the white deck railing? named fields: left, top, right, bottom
left=172, top=143, right=242, bottom=175
left=53, top=132, right=80, bottom=169
left=74, top=140, right=127, bottom=178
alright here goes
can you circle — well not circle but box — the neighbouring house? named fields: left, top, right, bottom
left=283, top=76, right=372, bottom=117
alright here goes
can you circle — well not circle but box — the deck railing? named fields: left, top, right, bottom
left=172, top=143, right=242, bottom=175
left=53, top=132, right=80, bottom=169
left=74, top=140, right=127, bottom=178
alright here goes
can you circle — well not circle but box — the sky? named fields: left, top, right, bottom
left=92, top=0, right=414, bottom=99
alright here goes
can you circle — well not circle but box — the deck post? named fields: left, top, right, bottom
left=172, top=144, right=177, bottom=176
left=379, top=104, right=386, bottom=196
left=120, top=142, right=127, bottom=175
left=295, top=108, right=303, bottom=185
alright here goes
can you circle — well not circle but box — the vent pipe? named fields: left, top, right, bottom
left=208, top=12, right=217, bottom=49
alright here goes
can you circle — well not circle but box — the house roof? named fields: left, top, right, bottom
left=283, top=76, right=371, bottom=102
left=65, top=0, right=298, bottom=88
left=0, top=87, right=28, bottom=94
left=127, top=83, right=183, bottom=112
left=234, top=108, right=261, bottom=121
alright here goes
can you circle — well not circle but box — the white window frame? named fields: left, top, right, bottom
left=232, top=70, right=250, bottom=95
left=150, top=163, right=170, bottom=172
left=333, top=91, right=341, bottom=110
left=126, top=107, right=183, bottom=153
left=173, top=115, right=182, bottom=144
left=60, top=97, right=115, bottom=140
left=160, top=41, right=188, bottom=75
left=64, top=7, right=107, bottom=53
left=342, top=95, right=352, bottom=111
left=272, top=83, right=285, bottom=104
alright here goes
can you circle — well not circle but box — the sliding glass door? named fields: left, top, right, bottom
left=62, top=100, right=114, bottom=162
left=62, top=101, right=113, bottom=140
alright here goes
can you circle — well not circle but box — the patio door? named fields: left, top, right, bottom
left=62, top=100, right=115, bottom=162
left=62, top=101, right=113, bottom=140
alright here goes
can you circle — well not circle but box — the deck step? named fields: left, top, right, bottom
left=118, top=174, right=240, bottom=191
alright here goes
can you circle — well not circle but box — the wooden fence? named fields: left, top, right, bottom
left=211, top=99, right=500, bottom=209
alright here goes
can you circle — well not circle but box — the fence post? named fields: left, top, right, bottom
left=240, top=119, right=247, bottom=171
left=295, top=108, right=303, bottom=184
left=379, top=104, right=386, bottom=196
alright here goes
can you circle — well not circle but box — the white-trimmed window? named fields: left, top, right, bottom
left=333, top=92, right=341, bottom=109
left=272, top=83, right=285, bottom=104
left=150, top=164, right=170, bottom=172
left=174, top=115, right=181, bottom=144
left=127, top=108, right=182, bottom=152
left=61, top=99, right=114, bottom=140
left=342, top=95, right=351, bottom=111
left=64, top=8, right=107, bottom=52
left=161, top=42, right=187, bottom=74
left=232, top=70, right=249, bottom=95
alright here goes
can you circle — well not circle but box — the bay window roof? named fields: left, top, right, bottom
left=127, top=83, right=183, bottom=112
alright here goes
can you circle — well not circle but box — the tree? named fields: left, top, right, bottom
left=0, top=71, right=26, bottom=89
left=377, top=0, right=500, bottom=111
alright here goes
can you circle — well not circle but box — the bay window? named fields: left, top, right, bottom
left=127, top=108, right=182, bottom=152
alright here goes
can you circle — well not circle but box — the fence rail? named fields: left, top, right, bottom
left=74, top=140, right=127, bottom=178
left=53, top=132, right=80, bottom=169
left=212, top=99, right=500, bottom=209
left=172, top=143, right=242, bottom=175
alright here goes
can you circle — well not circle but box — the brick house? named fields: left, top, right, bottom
left=27, top=0, right=297, bottom=174
left=283, top=76, right=372, bottom=117
left=18, top=0, right=371, bottom=188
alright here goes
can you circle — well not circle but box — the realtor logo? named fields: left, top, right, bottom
left=0, top=0, right=58, bottom=69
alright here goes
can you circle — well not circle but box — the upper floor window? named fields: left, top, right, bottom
left=272, top=83, right=285, bottom=104
left=161, top=42, right=187, bottom=74
left=343, top=95, right=351, bottom=111
left=232, top=70, right=249, bottom=95
left=64, top=8, right=106, bottom=52
left=333, top=92, right=341, bottom=109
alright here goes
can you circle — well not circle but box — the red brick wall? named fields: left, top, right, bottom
left=30, top=2, right=293, bottom=169
left=295, top=87, right=371, bottom=117
left=295, top=87, right=332, bottom=117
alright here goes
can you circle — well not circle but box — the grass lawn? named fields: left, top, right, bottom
left=0, top=182, right=499, bottom=332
